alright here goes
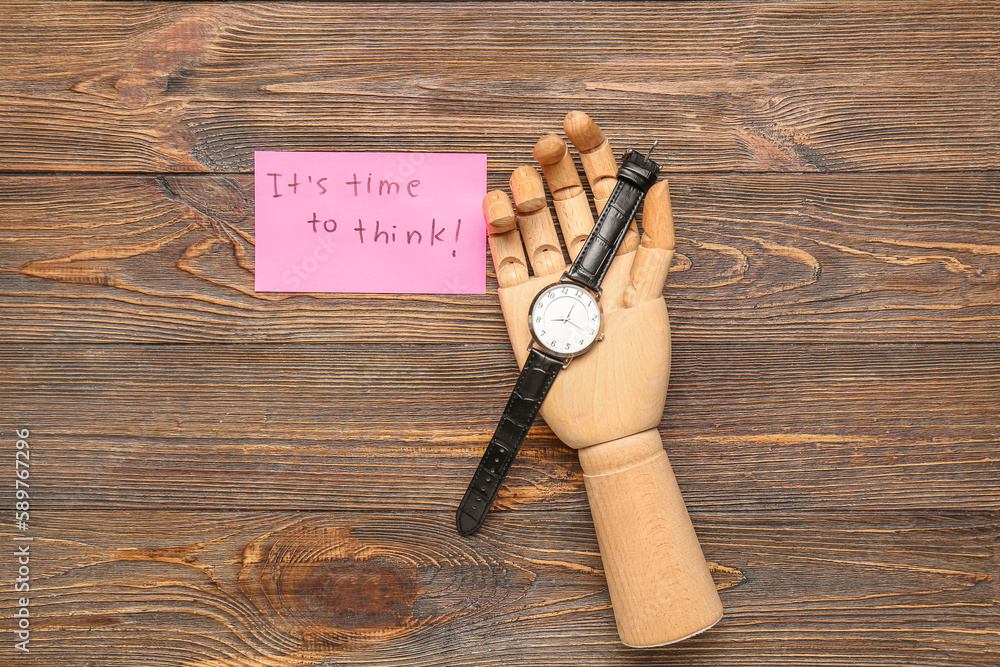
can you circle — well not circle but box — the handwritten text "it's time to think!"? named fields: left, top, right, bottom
left=265, top=170, right=461, bottom=254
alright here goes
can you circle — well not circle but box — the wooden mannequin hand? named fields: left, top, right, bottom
left=483, top=113, right=722, bottom=647
left=484, top=111, right=675, bottom=449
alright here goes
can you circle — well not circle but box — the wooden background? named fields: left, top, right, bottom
left=1, top=1, right=998, bottom=665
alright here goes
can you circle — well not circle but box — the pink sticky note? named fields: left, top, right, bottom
left=254, top=151, right=487, bottom=293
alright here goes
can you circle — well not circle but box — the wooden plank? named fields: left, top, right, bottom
left=0, top=2, right=997, bottom=172
left=3, top=342, right=998, bottom=511
left=2, top=173, right=997, bottom=343
left=0, top=510, right=995, bottom=665
left=0, top=2, right=994, bottom=665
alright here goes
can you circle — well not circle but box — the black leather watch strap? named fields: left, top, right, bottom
left=456, top=348, right=564, bottom=536
left=565, top=149, right=661, bottom=292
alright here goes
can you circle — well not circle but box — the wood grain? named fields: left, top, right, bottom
left=2, top=173, right=997, bottom=343
left=1, top=0, right=997, bottom=663
left=0, top=510, right=995, bottom=665
left=2, top=342, right=997, bottom=512
left=0, top=2, right=997, bottom=173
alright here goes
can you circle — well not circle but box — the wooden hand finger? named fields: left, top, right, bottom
left=483, top=190, right=529, bottom=288
left=532, top=133, right=594, bottom=260
left=624, top=181, right=676, bottom=308
left=510, top=166, right=566, bottom=277
left=563, top=111, right=640, bottom=255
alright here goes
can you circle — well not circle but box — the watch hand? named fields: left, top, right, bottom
left=565, top=319, right=585, bottom=332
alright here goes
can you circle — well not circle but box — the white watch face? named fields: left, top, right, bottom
left=529, top=282, right=602, bottom=357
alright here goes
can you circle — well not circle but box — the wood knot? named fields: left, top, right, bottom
left=238, top=516, right=525, bottom=653
left=240, top=522, right=421, bottom=648
left=283, top=556, right=417, bottom=637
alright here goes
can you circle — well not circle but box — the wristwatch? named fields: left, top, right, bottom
left=456, top=147, right=661, bottom=536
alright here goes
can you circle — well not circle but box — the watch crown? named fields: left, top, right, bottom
left=597, top=333, right=605, bottom=342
